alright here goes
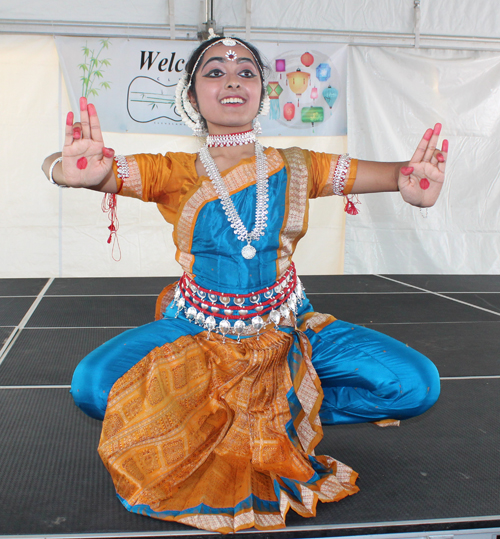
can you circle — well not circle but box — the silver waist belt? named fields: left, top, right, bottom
left=172, top=262, right=305, bottom=341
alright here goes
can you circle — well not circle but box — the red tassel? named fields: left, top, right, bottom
left=101, top=193, right=121, bottom=261
left=344, top=195, right=360, bottom=215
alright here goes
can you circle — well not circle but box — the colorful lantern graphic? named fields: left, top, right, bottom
left=301, top=51, right=314, bottom=67
left=322, top=85, right=338, bottom=112
left=275, top=59, right=286, bottom=79
left=283, top=102, right=295, bottom=121
left=316, top=63, right=331, bottom=82
left=286, top=69, right=310, bottom=107
left=266, top=81, right=283, bottom=120
left=310, top=87, right=319, bottom=101
left=301, top=106, right=324, bottom=131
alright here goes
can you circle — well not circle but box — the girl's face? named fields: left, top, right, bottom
left=190, top=43, right=263, bottom=134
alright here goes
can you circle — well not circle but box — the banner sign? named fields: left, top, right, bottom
left=55, top=37, right=347, bottom=136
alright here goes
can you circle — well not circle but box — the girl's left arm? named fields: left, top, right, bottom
left=351, top=123, right=448, bottom=208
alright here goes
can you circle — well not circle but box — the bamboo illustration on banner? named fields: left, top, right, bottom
left=79, top=39, right=112, bottom=98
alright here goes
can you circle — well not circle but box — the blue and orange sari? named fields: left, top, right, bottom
left=72, top=148, right=439, bottom=533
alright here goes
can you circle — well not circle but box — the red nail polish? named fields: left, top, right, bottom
left=66, top=112, right=74, bottom=126
left=88, top=104, right=96, bottom=116
left=434, top=123, right=442, bottom=135
left=401, top=166, right=414, bottom=175
left=79, top=97, right=87, bottom=111
left=437, top=153, right=445, bottom=162
left=102, top=147, right=114, bottom=158
left=420, top=178, right=430, bottom=190
left=442, top=140, right=449, bottom=152
left=77, top=157, right=88, bottom=170
left=423, top=129, right=433, bottom=141
left=73, top=130, right=81, bottom=139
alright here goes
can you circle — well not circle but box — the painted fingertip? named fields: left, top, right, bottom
left=420, top=178, right=430, bottom=190
left=66, top=112, right=74, bottom=126
left=442, top=139, right=449, bottom=152
left=102, top=147, right=115, bottom=158
left=79, top=97, right=87, bottom=111
left=88, top=103, right=96, bottom=116
left=73, top=129, right=81, bottom=140
left=400, top=166, right=414, bottom=176
left=436, top=153, right=445, bottom=162
left=434, top=123, right=442, bottom=135
left=423, top=128, right=433, bottom=141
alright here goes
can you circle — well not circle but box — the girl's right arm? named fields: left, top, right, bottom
left=42, top=97, right=118, bottom=193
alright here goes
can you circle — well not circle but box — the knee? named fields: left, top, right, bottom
left=71, top=354, right=107, bottom=421
left=404, top=355, right=440, bottom=417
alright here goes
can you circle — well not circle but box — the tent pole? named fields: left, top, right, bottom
left=169, top=0, right=176, bottom=39
left=414, top=0, right=421, bottom=49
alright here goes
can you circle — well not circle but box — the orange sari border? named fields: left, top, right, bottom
left=276, top=148, right=311, bottom=277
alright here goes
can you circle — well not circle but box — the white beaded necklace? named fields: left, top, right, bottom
left=206, top=130, right=256, bottom=148
left=198, top=139, right=269, bottom=260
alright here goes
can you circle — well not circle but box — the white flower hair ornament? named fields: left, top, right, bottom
left=175, top=73, right=207, bottom=136
left=260, top=94, right=270, bottom=116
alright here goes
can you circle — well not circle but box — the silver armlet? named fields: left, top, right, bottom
left=332, top=153, right=351, bottom=196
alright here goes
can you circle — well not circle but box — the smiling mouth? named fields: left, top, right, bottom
left=220, top=97, right=246, bottom=104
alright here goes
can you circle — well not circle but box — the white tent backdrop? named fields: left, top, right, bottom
left=1, top=1, right=500, bottom=277
left=347, top=46, right=500, bottom=273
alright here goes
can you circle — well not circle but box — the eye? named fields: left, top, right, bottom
left=204, top=68, right=225, bottom=78
left=239, top=69, right=257, bottom=78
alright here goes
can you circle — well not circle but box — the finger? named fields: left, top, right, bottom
left=409, top=128, right=434, bottom=163
left=430, top=149, right=443, bottom=166
left=80, top=97, right=91, bottom=139
left=64, top=112, right=74, bottom=147
left=101, top=147, right=116, bottom=176
left=73, top=121, right=82, bottom=140
left=102, top=147, right=115, bottom=161
left=88, top=103, right=104, bottom=143
left=400, top=166, right=414, bottom=176
left=422, top=123, right=441, bottom=162
left=437, top=140, right=449, bottom=174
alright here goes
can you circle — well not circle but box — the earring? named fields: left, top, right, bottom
left=193, top=117, right=207, bottom=137
left=252, top=117, right=262, bottom=135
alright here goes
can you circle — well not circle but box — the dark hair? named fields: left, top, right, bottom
left=185, top=36, right=269, bottom=118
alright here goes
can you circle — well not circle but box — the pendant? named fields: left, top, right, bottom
left=241, top=244, right=256, bottom=259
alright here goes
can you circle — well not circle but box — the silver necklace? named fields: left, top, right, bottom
left=206, top=130, right=256, bottom=148
left=198, top=140, right=269, bottom=259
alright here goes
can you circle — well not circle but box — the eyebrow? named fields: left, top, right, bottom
left=201, top=56, right=258, bottom=70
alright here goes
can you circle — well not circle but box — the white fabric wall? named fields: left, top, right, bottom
left=0, top=35, right=347, bottom=278
left=4, top=0, right=500, bottom=40
left=346, top=46, right=500, bottom=274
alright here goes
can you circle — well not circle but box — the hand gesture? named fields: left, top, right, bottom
left=398, top=124, right=448, bottom=207
left=61, top=97, right=115, bottom=188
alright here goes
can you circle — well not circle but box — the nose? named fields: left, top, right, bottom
left=225, top=78, right=240, bottom=89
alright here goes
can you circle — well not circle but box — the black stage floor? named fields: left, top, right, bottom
left=1, top=275, right=499, bottom=539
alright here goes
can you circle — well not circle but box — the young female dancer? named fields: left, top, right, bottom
left=43, top=35, right=447, bottom=534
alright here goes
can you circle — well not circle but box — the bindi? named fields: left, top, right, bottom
left=77, top=157, right=88, bottom=170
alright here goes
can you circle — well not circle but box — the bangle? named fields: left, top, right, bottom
left=48, top=157, right=69, bottom=188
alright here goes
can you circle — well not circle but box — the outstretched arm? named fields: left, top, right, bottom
left=42, top=97, right=118, bottom=193
left=351, top=123, right=448, bottom=208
